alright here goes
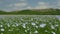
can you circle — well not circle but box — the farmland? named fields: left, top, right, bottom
left=0, top=15, right=60, bottom=34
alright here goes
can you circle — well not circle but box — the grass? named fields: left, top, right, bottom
left=0, top=15, right=60, bottom=34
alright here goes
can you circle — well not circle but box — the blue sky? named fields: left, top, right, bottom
left=0, top=0, right=60, bottom=11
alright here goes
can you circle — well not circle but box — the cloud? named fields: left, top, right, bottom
left=26, top=6, right=33, bottom=9
left=34, top=2, right=50, bottom=9
left=38, top=2, right=47, bottom=5
left=14, top=3, right=27, bottom=7
left=20, top=0, right=27, bottom=1
left=8, top=2, right=27, bottom=7
left=56, top=1, right=60, bottom=6
left=4, top=2, right=28, bottom=11
left=10, top=6, right=33, bottom=11
left=1, top=0, right=60, bottom=11
left=53, top=0, right=60, bottom=9
left=7, top=2, right=50, bottom=11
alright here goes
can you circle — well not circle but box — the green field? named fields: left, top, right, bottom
left=0, top=8, right=60, bottom=15
left=0, top=15, right=60, bottom=34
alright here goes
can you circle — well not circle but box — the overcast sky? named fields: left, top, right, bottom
left=0, top=0, right=60, bottom=11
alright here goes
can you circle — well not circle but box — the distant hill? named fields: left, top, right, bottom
left=0, top=8, right=60, bottom=15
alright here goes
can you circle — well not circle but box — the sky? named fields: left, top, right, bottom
left=0, top=0, right=60, bottom=11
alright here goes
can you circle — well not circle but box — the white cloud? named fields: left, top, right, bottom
left=54, top=0, right=60, bottom=9
left=20, top=0, right=27, bottom=1
left=12, top=6, right=33, bottom=10
left=26, top=6, right=33, bottom=9
left=35, top=6, right=48, bottom=9
left=8, top=2, right=27, bottom=7
left=38, top=2, right=46, bottom=5
left=5, top=1, right=60, bottom=11
left=7, top=2, right=27, bottom=11
left=57, top=1, right=60, bottom=6
left=34, top=2, right=50, bottom=9
left=14, top=3, right=27, bottom=7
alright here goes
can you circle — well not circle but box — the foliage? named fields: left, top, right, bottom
left=0, top=9, right=60, bottom=15
left=0, top=15, right=60, bottom=34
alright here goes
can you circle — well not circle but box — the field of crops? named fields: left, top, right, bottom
left=0, top=15, right=60, bottom=34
